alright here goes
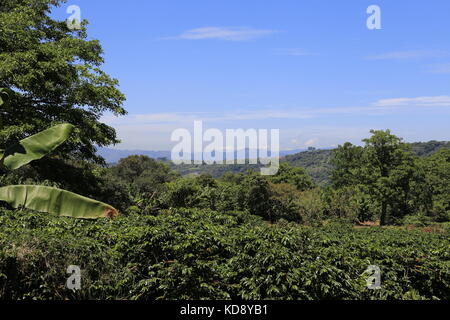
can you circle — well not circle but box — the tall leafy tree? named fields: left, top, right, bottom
left=332, top=130, right=419, bottom=225
left=112, top=155, right=179, bottom=194
left=331, top=142, right=364, bottom=188
left=420, top=148, right=450, bottom=221
left=0, top=0, right=126, bottom=163
left=363, top=130, right=417, bottom=225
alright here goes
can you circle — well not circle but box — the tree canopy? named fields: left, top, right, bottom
left=0, top=0, right=126, bottom=163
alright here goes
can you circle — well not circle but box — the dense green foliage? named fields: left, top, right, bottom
left=0, top=0, right=126, bottom=164
left=0, top=110, right=118, bottom=219
left=283, top=148, right=334, bottom=184
left=1, top=208, right=448, bottom=300
left=331, top=130, right=450, bottom=225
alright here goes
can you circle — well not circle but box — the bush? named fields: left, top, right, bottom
left=159, top=178, right=201, bottom=208
left=270, top=183, right=303, bottom=222
left=296, top=189, right=325, bottom=226
left=0, top=208, right=449, bottom=300
left=324, top=186, right=375, bottom=223
left=402, top=214, right=432, bottom=227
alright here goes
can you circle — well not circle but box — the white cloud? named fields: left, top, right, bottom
left=373, top=96, right=450, bottom=107
left=283, top=126, right=373, bottom=150
left=103, top=97, right=450, bottom=133
left=102, top=110, right=313, bottom=128
left=366, top=50, right=448, bottom=60
left=304, top=138, right=319, bottom=147
left=163, top=26, right=277, bottom=41
left=101, top=97, right=450, bottom=149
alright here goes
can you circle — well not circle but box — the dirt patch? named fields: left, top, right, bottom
left=354, top=221, right=380, bottom=228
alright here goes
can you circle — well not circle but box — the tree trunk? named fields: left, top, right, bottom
left=380, top=202, right=387, bottom=226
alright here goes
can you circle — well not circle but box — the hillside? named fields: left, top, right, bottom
left=98, top=147, right=306, bottom=164
left=282, top=148, right=334, bottom=185
left=410, top=141, right=450, bottom=157
left=98, top=141, right=449, bottom=184
left=283, top=141, right=450, bottom=184
left=98, top=148, right=171, bottom=163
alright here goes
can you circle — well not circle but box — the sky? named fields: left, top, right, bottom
left=53, top=0, right=450, bottom=150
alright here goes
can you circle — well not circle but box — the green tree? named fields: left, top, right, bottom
left=363, top=130, right=418, bottom=225
left=269, top=182, right=303, bottom=222
left=331, top=142, right=364, bottom=188
left=195, top=173, right=218, bottom=188
left=160, top=178, right=201, bottom=208
left=0, top=0, right=126, bottom=163
left=332, top=130, right=420, bottom=225
left=420, top=148, right=450, bottom=221
left=269, top=163, right=315, bottom=191
left=112, top=155, right=179, bottom=193
left=324, top=185, right=373, bottom=223
left=241, top=174, right=273, bottom=221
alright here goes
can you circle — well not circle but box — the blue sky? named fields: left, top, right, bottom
left=54, top=0, right=450, bottom=150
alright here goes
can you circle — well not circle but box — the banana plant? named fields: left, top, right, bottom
left=0, top=90, right=118, bottom=219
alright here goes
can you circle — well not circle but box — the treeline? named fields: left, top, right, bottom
left=110, top=130, right=450, bottom=226
left=168, top=140, right=450, bottom=185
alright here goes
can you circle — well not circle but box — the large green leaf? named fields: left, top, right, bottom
left=1, top=123, right=75, bottom=170
left=0, top=185, right=119, bottom=219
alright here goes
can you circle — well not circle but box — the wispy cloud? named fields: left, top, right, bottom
left=373, top=96, right=450, bottom=107
left=304, top=138, right=319, bottom=147
left=102, top=110, right=313, bottom=127
left=163, top=27, right=277, bottom=41
left=366, top=50, right=449, bottom=60
left=428, top=63, right=450, bottom=74
left=273, top=48, right=316, bottom=56
left=102, top=97, right=450, bottom=150
left=103, top=96, right=450, bottom=130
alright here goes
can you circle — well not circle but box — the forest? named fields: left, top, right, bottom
left=0, top=0, right=449, bottom=301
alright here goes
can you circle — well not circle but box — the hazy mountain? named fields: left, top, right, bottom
left=97, top=148, right=172, bottom=163
left=97, top=147, right=308, bottom=164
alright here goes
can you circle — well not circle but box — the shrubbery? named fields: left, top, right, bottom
left=1, top=208, right=448, bottom=300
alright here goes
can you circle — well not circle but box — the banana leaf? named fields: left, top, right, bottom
left=2, top=123, right=75, bottom=170
left=0, top=185, right=119, bottom=219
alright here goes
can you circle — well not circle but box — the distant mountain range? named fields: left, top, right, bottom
left=98, top=140, right=450, bottom=165
left=98, top=148, right=172, bottom=163
left=97, top=147, right=314, bottom=164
